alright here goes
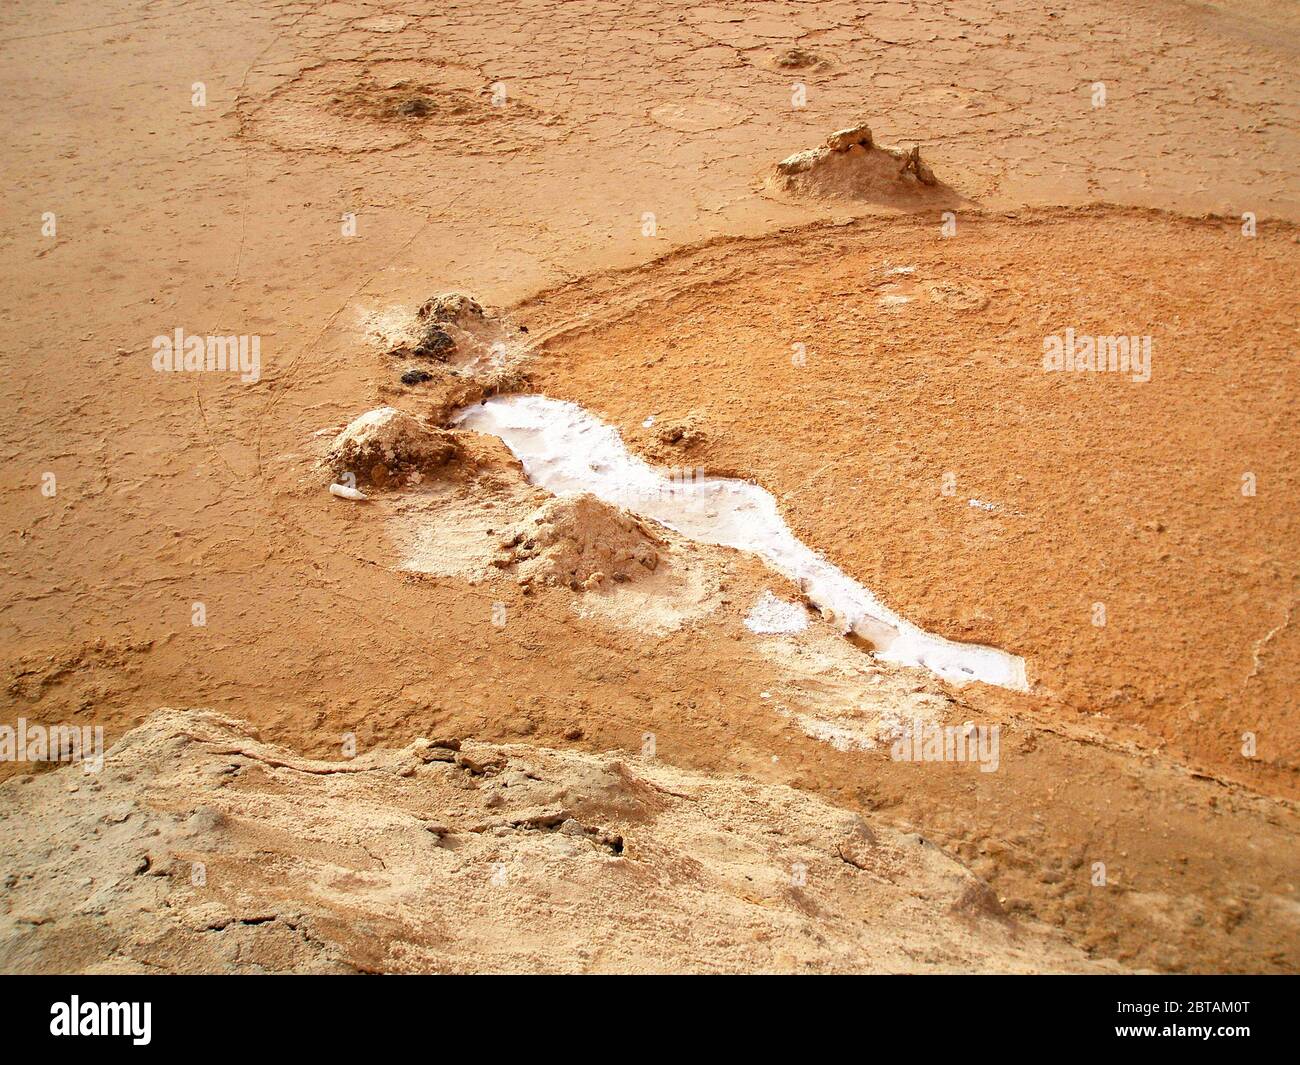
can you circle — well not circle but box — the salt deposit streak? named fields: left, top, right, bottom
left=746, top=590, right=810, bottom=635
left=455, top=396, right=1028, bottom=690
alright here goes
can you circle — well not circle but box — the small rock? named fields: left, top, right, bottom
left=413, top=322, right=455, bottom=360
left=456, top=751, right=506, bottom=775
left=418, top=292, right=486, bottom=328
left=774, top=47, right=821, bottom=70
left=775, top=147, right=830, bottom=175
left=909, top=146, right=937, bottom=185
left=327, top=407, right=458, bottom=485
left=827, top=123, right=873, bottom=151
left=14, top=913, right=51, bottom=926
left=396, top=97, right=433, bottom=118
left=654, top=413, right=706, bottom=448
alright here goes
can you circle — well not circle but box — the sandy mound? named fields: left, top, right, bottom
left=767, top=122, right=944, bottom=203
left=388, top=470, right=724, bottom=636
left=653, top=412, right=707, bottom=447
left=752, top=45, right=833, bottom=74
left=384, top=290, right=522, bottom=375
left=497, top=493, right=662, bottom=591
left=243, top=58, right=555, bottom=157
left=0, top=708, right=1116, bottom=974
left=410, top=292, right=488, bottom=361
left=419, top=292, right=488, bottom=329
left=326, top=407, right=459, bottom=486
left=375, top=291, right=532, bottom=403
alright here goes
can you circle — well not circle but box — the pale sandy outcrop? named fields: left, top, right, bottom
left=0, top=708, right=1116, bottom=974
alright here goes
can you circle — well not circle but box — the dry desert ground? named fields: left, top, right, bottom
left=0, top=0, right=1297, bottom=974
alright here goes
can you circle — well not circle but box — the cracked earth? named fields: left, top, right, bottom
left=0, top=0, right=1297, bottom=973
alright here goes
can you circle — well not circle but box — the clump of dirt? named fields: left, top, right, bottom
left=369, top=292, right=534, bottom=426
left=330, top=79, right=500, bottom=126
left=386, top=291, right=525, bottom=382
left=496, top=493, right=663, bottom=591
left=327, top=407, right=459, bottom=486
left=767, top=122, right=944, bottom=203
left=752, top=46, right=832, bottom=74
left=242, top=59, right=561, bottom=156
left=825, top=122, right=877, bottom=153
left=400, top=368, right=433, bottom=386
left=406, top=292, right=487, bottom=360
left=412, top=322, right=456, bottom=361
left=775, top=47, right=827, bottom=70
left=394, top=95, right=434, bottom=118
left=648, top=410, right=709, bottom=455
left=419, top=292, right=488, bottom=328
